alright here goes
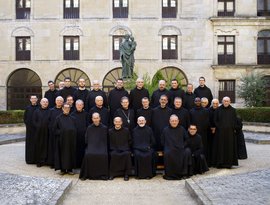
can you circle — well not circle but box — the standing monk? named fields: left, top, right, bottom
left=213, top=97, right=238, bottom=168
left=73, top=78, right=88, bottom=105
left=108, top=78, right=129, bottom=123
left=161, top=115, right=191, bottom=180
left=80, top=113, right=109, bottom=180
left=194, top=77, right=213, bottom=108
left=85, top=80, right=108, bottom=112
left=190, top=97, right=210, bottom=161
left=54, top=103, right=77, bottom=175
left=151, top=95, right=172, bottom=151
left=44, top=80, right=57, bottom=108
left=151, top=80, right=170, bottom=108
left=71, top=100, right=89, bottom=168
left=47, top=96, right=64, bottom=168
left=32, top=98, right=50, bottom=167
left=129, top=78, right=149, bottom=114
left=24, top=95, right=38, bottom=164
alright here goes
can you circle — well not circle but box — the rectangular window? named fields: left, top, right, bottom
left=16, top=37, right=31, bottom=61
left=64, top=36, right=80, bottom=60
left=219, top=80, right=235, bottom=103
left=113, top=0, right=128, bottom=18
left=257, top=0, right=270, bottom=16
left=64, top=0, right=79, bottom=19
left=218, top=35, right=235, bottom=65
left=217, top=0, right=235, bottom=16
left=162, top=0, right=177, bottom=18
left=16, top=0, right=31, bottom=19
left=257, top=36, right=270, bottom=64
left=113, top=36, right=124, bottom=60
left=162, top=35, right=178, bottom=60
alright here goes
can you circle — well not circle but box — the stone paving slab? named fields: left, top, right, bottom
left=0, top=172, right=72, bottom=205
left=0, top=134, right=25, bottom=145
left=185, top=169, right=270, bottom=205
left=244, top=131, right=270, bottom=144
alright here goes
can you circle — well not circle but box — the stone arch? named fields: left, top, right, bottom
left=54, top=68, right=91, bottom=88
left=109, top=25, right=132, bottom=36
left=11, top=27, right=34, bottom=37
left=152, top=66, right=188, bottom=89
left=158, top=25, right=182, bottom=36
left=7, top=68, right=42, bottom=110
left=102, top=67, right=122, bottom=93
left=60, top=26, right=84, bottom=36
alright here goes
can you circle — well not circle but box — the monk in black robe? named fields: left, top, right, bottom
left=109, top=117, right=132, bottom=181
left=66, top=95, right=75, bottom=113
left=129, top=78, right=149, bottom=114
left=24, top=95, right=38, bottom=164
left=190, top=97, right=210, bottom=161
left=44, top=80, right=57, bottom=108
left=32, top=98, right=50, bottom=167
left=114, top=97, right=135, bottom=131
left=132, top=116, right=156, bottom=179
left=80, top=113, right=109, bottom=180
left=208, top=99, right=219, bottom=166
left=169, top=79, right=185, bottom=108
left=108, top=79, right=129, bottom=122
left=235, top=116, right=248, bottom=160
left=194, top=77, right=213, bottom=108
left=136, top=97, right=153, bottom=127
left=151, top=80, right=170, bottom=108
left=71, top=100, right=89, bottom=168
left=213, top=97, right=238, bottom=168
left=73, top=78, right=88, bottom=105
left=57, top=77, right=77, bottom=100
left=172, top=97, right=190, bottom=130
left=54, top=103, right=77, bottom=175
left=47, top=96, right=64, bottom=168
left=184, top=84, right=196, bottom=111
left=161, top=115, right=191, bottom=180
left=185, top=125, right=209, bottom=175
left=89, top=96, right=109, bottom=126
left=85, top=80, right=108, bottom=112
left=152, top=95, right=172, bottom=151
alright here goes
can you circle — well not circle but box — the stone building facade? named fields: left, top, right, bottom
left=0, top=0, right=269, bottom=110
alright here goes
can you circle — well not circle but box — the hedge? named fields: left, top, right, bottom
left=0, top=110, right=24, bottom=124
left=0, top=108, right=269, bottom=124
left=236, top=107, right=270, bottom=123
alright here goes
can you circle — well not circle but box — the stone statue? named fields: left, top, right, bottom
left=120, top=34, right=137, bottom=79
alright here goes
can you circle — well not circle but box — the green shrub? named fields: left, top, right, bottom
left=237, top=73, right=266, bottom=107
left=237, top=107, right=270, bottom=123
left=0, top=110, right=24, bottom=124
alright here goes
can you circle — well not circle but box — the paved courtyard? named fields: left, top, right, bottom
left=0, top=141, right=269, bottom=205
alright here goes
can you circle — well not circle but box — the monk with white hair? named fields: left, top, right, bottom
left=151, top=80, right=170, bottom=108
left=132, top=116, right=156, bottom=179
left=161, top=114, right=191, bottom=180
left=85, top=80, right=108, bottom=112
left=89, top=95, right=109, bottom=126
left=32, top=98, right=50, bottom=167
left=212, top=97, right=238, bottom=169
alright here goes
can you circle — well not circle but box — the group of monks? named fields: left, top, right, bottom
left=24, top=76, right=247, bottom=181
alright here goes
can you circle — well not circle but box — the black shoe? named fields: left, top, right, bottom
left=59, top=171, right=66, bottom=175
left=109, top=176, right=114, bottom=180
left=36, top=163, right=42, bottom=167
left=80, top=177, right=87, bottom=181
left=163, top=175, right=176, bottom=180
left=67, top=171, right=75, bottom=175
left=101, top=176, right=108, bottom=180
left=124, top=175, right=129, bottom=181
